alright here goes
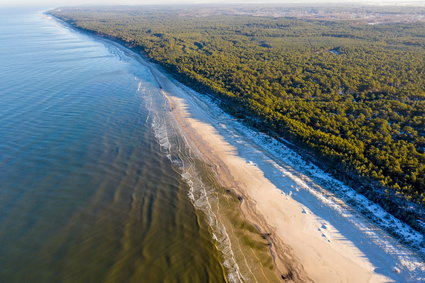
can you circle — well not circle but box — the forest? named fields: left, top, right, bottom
left=49, top=5, right=425, bottom=234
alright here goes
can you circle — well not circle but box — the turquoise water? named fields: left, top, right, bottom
left=0, top=8, right=227, bottom=282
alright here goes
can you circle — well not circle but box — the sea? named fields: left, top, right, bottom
left=0, top=8, right=229, bottom=282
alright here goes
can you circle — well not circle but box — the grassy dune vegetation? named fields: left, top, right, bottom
left=50, top=5, right=425, bottom=233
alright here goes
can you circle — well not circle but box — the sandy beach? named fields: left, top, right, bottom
left=152, top=71, right=384, bottom=282
left=145, top=62, right=424, bottom=282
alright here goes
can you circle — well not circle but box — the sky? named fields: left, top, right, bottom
left=1, top=0, right=424, bottom=7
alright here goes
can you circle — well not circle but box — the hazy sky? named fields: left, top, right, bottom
left=1, top=0, right=424, bottom=7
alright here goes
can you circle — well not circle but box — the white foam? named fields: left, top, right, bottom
left=138, top=78, right=244, bottom=282
left=181, top=168, right=244, bottom=282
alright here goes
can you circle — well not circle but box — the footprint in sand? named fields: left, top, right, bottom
left=318, top=223, right=331, bottom=243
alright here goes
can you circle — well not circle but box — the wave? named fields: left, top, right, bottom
left=136, top=77, right=244, bottom=282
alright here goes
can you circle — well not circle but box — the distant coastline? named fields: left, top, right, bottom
left=47, top=8, right=425, bottom=246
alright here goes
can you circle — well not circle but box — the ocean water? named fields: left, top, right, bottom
left=0, top=8, right=228, bottom=282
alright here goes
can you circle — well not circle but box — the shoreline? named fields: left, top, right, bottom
left=49, top=13, right=425, bottom=282
left=158, top=88, right=310, bottom=281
